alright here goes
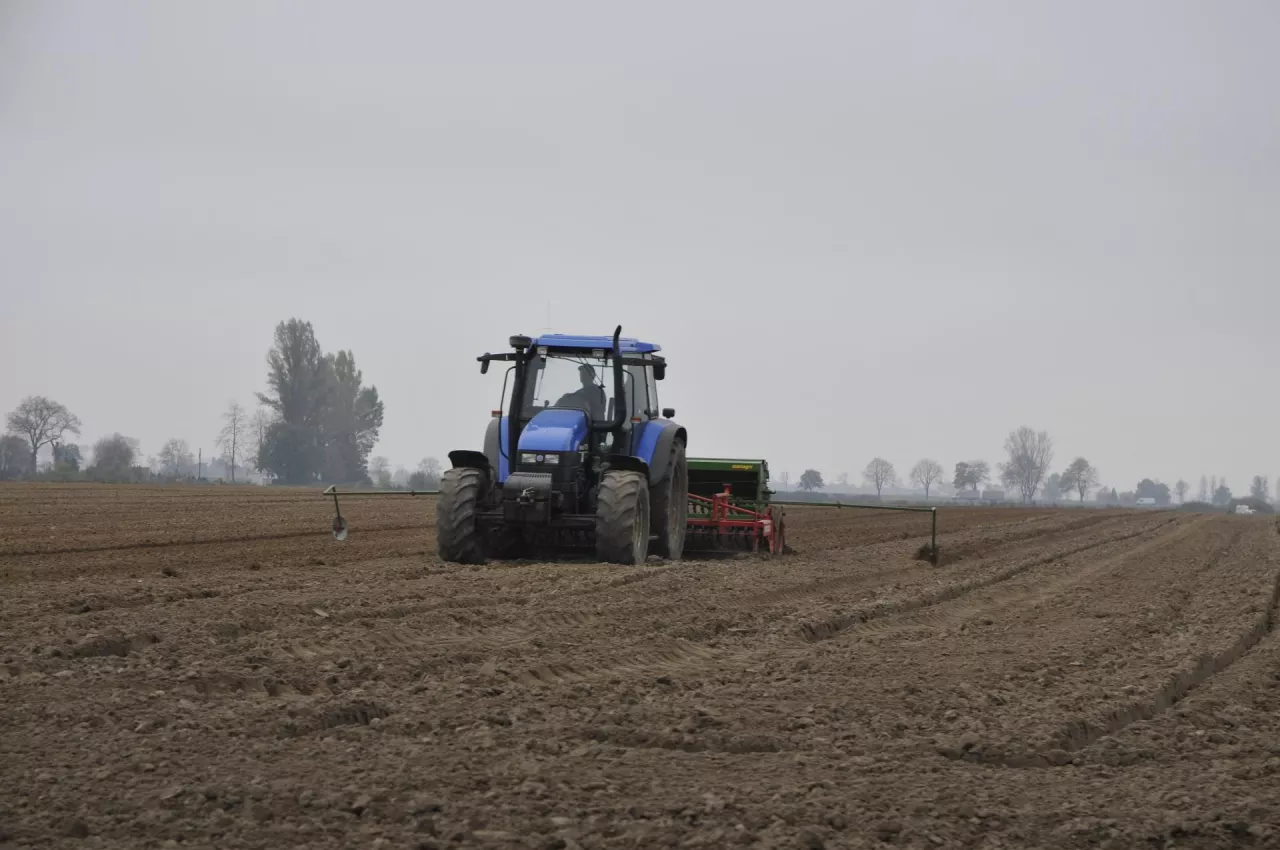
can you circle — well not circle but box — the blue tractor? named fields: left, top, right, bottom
left=437, top=327, right=688, bottom=565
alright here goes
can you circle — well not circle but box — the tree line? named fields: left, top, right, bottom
left=2, top=318, right=407, bottom=487
left=786, top=426, right=1274, bottom=508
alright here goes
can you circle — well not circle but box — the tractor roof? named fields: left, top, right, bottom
left=533, top=334, right=660, bottom=354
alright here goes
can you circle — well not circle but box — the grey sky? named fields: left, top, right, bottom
left=2, top=1, right=1277, bottom=494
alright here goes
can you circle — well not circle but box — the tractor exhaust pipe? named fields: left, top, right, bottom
left=589, top=325, right=627, bottom=434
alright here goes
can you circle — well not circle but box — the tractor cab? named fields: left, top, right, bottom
left=512, top=337, right=669, bottom=461
left=476, top=331, right=674, bottom=486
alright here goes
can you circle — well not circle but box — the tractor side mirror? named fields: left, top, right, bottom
left=654, top=362, right=666, bottom=380
left=479, top=357, right=490, bottom=375
left=662, top=407, right=675, bottom=419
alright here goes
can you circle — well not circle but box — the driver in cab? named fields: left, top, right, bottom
left=555, top=364, right=607, bottom=420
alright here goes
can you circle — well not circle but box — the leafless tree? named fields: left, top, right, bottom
left=158, top=438, right=193, bottom=477
left=370, top=455, right=392, bottom=488
left=909, top=458, right=943, bottom=498
left=863, top=457, right=896, bottom=499
left=1059, top=456, right=1099, bottom=502
left=1174, top=479, right=1190, bottom=504
left=216, top=401, right=248, bottom=482
left=5, top=396, right=82, bottom=475
left=999, top=427, right=1054, bottom=502
left=417, top=456, right=442, bottom=482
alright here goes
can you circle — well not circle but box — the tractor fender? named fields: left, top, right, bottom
left=606, top=454, right=651, bottom=477
left=637, top=421, right=686, bottom=484
left=483, top=417, right=503, bottom=480
left=448, top=450, right=490, bottom=472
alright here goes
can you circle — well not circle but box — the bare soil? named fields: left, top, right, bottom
left=2, top=484, right=1279, bottom=849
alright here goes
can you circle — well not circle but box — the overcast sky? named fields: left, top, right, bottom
left=2, top=1, right=1277, bottom=495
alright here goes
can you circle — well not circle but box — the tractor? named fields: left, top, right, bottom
left=436, top=327, right=688, bottom=565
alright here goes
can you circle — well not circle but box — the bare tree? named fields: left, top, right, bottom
left=1198, top=475, right=1208, bottom=502
left=999, top=427, right=1054, bottom=502
left=863, top=457, right=896, bottom=499
left=370, top=455, right=392, bottom=488
left=157, top=438, right=193, bottom=477
left=5, top=396, right=82, bottom=475
left=408, top=457, right=443, bottom=490
left=1058, top=456, right=1099, bottom=503
left=216, top=401, right=248, bottom=483
left=909, top=458, right=943, bottom=498
left=418, top=456, right=442, bottom=482
left=1174, top=479, right=1190, bottom=504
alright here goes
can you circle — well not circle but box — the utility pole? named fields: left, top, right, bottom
left=198, top=449, right=202, bottom=482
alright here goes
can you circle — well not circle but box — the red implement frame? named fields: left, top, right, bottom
left=686, top=485, right=785, bottom=554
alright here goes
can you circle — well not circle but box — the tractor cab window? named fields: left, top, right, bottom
left=523, top=355, right=613, bottom=422
left=625, top=363, right=652, bottom=418
left=643, top=359, right=659, bottom=417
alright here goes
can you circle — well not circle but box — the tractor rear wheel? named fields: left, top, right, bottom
left=595, top=469, right=651, bottom=565
left=650, top=441, right=688, bottom=560
left=436, top=467, right=486, bottom=564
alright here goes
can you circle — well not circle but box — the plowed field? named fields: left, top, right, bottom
left=3, top=484, right=1279, bottom=849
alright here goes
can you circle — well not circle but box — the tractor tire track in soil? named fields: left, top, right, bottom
left=947, top=523, right=1280, bottom=768
left=497, top=514, right=1177, bottom=690
left=5, top=483, right=1280, bottom=850
left=794, top=514, right=1178, bottom=642
left=264, top=512, right=1172, bottom=693
left=838, top=516, right=1217, bottom=644
left=0, top=523, right=429, bottom=558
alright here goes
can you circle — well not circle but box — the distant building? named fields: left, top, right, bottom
left=1136, top=497, right=1157, bottom=507
left=981, top=489, right=1006, bottom=502
left=954, top=490, right=980, bottom=502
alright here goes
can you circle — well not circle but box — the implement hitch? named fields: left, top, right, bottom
left=323, top=484, right=437, bottom=541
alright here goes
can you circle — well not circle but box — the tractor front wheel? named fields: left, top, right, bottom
left=595, top=469, right=651, bottom=565
left=650, top=441, right=688, bottom=560
left=436, top=467, right=486, bottom=564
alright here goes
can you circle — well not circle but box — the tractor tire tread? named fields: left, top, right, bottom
left=436, top=467, right=486, bottom=564
left=596, top=469, right=650, bottom=565
left=650, top=441, right=688, bottom=560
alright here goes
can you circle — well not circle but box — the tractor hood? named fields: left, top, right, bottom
left=518, top=408, right=589, bottom=453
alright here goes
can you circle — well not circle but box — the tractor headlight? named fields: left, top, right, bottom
left=519, top=452, right=560, bottom=465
